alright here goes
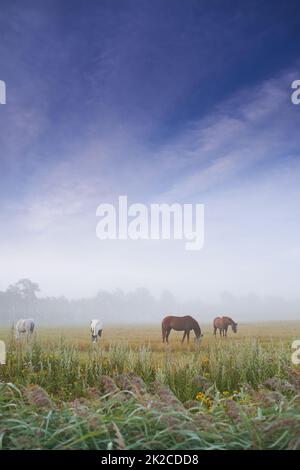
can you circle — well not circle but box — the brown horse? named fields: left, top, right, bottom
left=213, top=316, right=238, bottom=337
left=162, top=315, right=203, bottom=344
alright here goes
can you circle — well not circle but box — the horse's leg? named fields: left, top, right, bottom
left=225, top=326, right=228, bottom=338
left=162, top=325, right=165, bottom=343
left=219, top=328, right=222, bottom=337
left=187, top=330, right=190, bottom=343
left=181, top=331, right=187, bottom=343
left=213, top=326, right=217, bottom=336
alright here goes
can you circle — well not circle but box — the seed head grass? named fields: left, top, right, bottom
left=0, top=322, right=299, bottom=449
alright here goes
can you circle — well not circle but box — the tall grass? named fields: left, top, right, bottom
left=0, top=335, right=293, bottom=402
left=0, top=380, right=300, bottom=450
left=0, top=326, right=299, bottom=450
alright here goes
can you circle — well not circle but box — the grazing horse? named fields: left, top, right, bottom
left=162, top=315, right=203, bottom=344
left=213, top=316, right=238, bottom=337
left=15, top=319, right=35, bottom=340
left=90, top=319, right=103, bottom=343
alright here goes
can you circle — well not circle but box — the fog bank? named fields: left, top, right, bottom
left=0, top=279, right=299, bottom=326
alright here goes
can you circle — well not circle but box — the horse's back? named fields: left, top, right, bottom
left=16, top=318, right=35, bottom=333
left=162, top=315, right=197, bottom=330
left=163, top=315, right=193, bottom=321
left=213, top=317, right=223, bottom=327
left=16, top=319, right=26, bottom=330
left=91, top=319, right=103, bottom=333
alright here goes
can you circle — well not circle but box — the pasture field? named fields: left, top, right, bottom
left=0, top=322, right=300, bottom=450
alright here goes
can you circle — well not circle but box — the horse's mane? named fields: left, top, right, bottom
left=223, top=316, right=236, bottom=325
left=192, top=318, right=201, bottom=336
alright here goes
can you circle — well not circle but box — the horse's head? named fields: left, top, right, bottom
left=194, top=333, right=204, bottom=344
left=232, top=322, right=238, bottom=333
left=91, top=335, right=98, bottom=343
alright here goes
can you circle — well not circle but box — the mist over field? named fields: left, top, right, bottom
left=0, top=278, right=299, bottom=326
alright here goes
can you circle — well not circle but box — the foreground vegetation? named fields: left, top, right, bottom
left=0, top=323, right=299, bottom=449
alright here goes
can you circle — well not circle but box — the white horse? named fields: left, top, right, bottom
left=15, top=319, right=35, bottom=340
left=90, top=319, right=103, bottom=343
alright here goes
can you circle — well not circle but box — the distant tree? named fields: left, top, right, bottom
left=6, top=279, right=40, bottom=318
left=7, top=279, right=40, bottom=300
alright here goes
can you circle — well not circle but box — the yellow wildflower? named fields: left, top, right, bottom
left=195, top=391, right=213, bottom=410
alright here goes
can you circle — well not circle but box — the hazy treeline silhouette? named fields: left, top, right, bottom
left=0, top=279, right=178, bottom=325
left=0, top=279, right=299, bottom=325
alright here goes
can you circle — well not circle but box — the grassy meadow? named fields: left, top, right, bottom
left=0, top=322, right=300, bottom=450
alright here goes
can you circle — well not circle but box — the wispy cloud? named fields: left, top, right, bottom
left=155, top=68, right=299, bottom=201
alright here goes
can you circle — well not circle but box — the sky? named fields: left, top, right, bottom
left=0, top=0, right=300, bottom=310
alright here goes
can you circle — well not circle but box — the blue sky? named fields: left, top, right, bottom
left=0, top=0, right=300, bottom=305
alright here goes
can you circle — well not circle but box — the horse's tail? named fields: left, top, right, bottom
left=161, top=318, right=169, bottom=342
left=161, top=321, right=165, bottom=341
